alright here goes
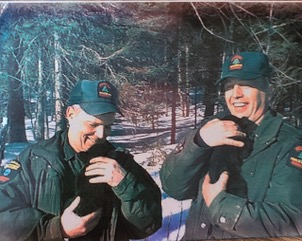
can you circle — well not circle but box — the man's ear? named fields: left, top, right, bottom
left=66, top=105, right=77, bottom=121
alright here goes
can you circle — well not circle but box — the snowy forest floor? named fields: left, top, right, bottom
left=3, top=108, right=206, bottom=241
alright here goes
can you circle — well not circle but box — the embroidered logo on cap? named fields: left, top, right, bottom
left=287, top=145, right=302, bottom=170
left=98, top=82, right=112, bottom=99
left=0, top=160, right=21, bottom=183
left=229, top=55, right=243, bottom=71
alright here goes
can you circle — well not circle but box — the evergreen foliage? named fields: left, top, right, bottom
left=0, top=2, right=300, bottom=143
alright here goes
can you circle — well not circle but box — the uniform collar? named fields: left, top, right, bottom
left=62, top=129, right=77, bottom=162
left=252, top=109, right=282, bottom=152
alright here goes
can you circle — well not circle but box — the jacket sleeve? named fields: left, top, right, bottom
left=111, top=152, right=162, bottom=239
left=159, top=129, right=212, bottom=201
left=0, top=148, right=65, bottom=241
left=207, top=141, right=302, bottom=238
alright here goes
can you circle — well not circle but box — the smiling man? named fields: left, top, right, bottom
left=160, top=52, right=302, bottom=240
left=0, top=80, right=162, bottom=241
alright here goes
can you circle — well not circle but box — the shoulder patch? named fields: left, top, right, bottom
left=287, top=144, right=302, bottom=170
left=0, top=159, right=21, bottom=184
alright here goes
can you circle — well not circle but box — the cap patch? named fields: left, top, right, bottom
left=98, top=82, right=112, bottom=99
left=287, top=145, right=302, bottom=170
left=0, top=160, right=21, bottom=184
left=229, top=55, right=243, bottom=71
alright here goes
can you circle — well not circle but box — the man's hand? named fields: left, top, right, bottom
left=85, top=156, right=126, bottom=187
left=202, top=172, right=229, bottom=207
left=199, top=118, right=246, bottom=147
left=61, top=197, right=101, bottom=238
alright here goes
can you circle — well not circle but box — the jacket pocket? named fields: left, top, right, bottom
left=35, top=168, right=61, bottom=215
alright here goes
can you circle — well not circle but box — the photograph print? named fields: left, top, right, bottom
left=0, top=1, right=302, bottom=241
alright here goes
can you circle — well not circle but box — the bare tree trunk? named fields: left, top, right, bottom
left=194, top=86, right=198, bottom=129
left=7, top=37, right=27, bottom=143
left=184, top=43, right=190, bottom=117
left=177, top=42, right=185, bottom=117
left=7, top=79, right=27, bottom=143
left=36, top=46, right=45, bottom=141
left=54, top=32, right=65, bottom=131
left=177, top=37, right=190, bottom=118
left=171, top=82, right=177, bottom=144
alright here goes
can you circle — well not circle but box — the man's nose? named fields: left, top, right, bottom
left=232, top=84, right=243, bottom=98
left=95, top=125, right=105, bottom=139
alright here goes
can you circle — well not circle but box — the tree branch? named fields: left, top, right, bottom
left=191, top=2, right=234, bottom=43
left=80, top=44, right=128, bottom=67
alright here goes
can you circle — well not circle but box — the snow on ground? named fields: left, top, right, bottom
left=107, top=112, right=198, bottom=241
left=130, top=148, right=191, bottom=241
left=3, top=107, right=204, bottom=241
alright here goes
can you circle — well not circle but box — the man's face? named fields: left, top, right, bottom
left=66, top=105, right=115, bottom=153
left=224, top=79, right=268, bottom=124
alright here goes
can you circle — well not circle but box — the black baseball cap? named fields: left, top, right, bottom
left=68, top=80, right=120, bottom=116
left=216, top=52, right=271, bottom=87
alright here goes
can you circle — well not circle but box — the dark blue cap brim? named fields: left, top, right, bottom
left=215, top=72, right=265, bottom=85
left=80, top=102, right=118, bottom=116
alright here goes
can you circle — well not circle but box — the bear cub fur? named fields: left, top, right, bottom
left=73, top=148, right=130, bottom=217
left=208, top=115, right=257, bottom=198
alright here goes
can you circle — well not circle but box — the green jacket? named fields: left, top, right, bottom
left=160, top=110, right=302, bottom=240
left=0, top=129, right=162, bottom=241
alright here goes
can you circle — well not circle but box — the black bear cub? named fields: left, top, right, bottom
left=74, top=148, right=130, bottom=217
left=208, top=115, right=257, bottom=198
left=73, top=166, right=113, bottom=217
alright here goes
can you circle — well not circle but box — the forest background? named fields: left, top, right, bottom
left=0, top=2, right=301, bottom=241
left=0, top=2, right=301, bottom=146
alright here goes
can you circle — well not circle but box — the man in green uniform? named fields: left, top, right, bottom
left=0, top=80, right=162, bottom=241
left=160, top=52, right=302, bottom=240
